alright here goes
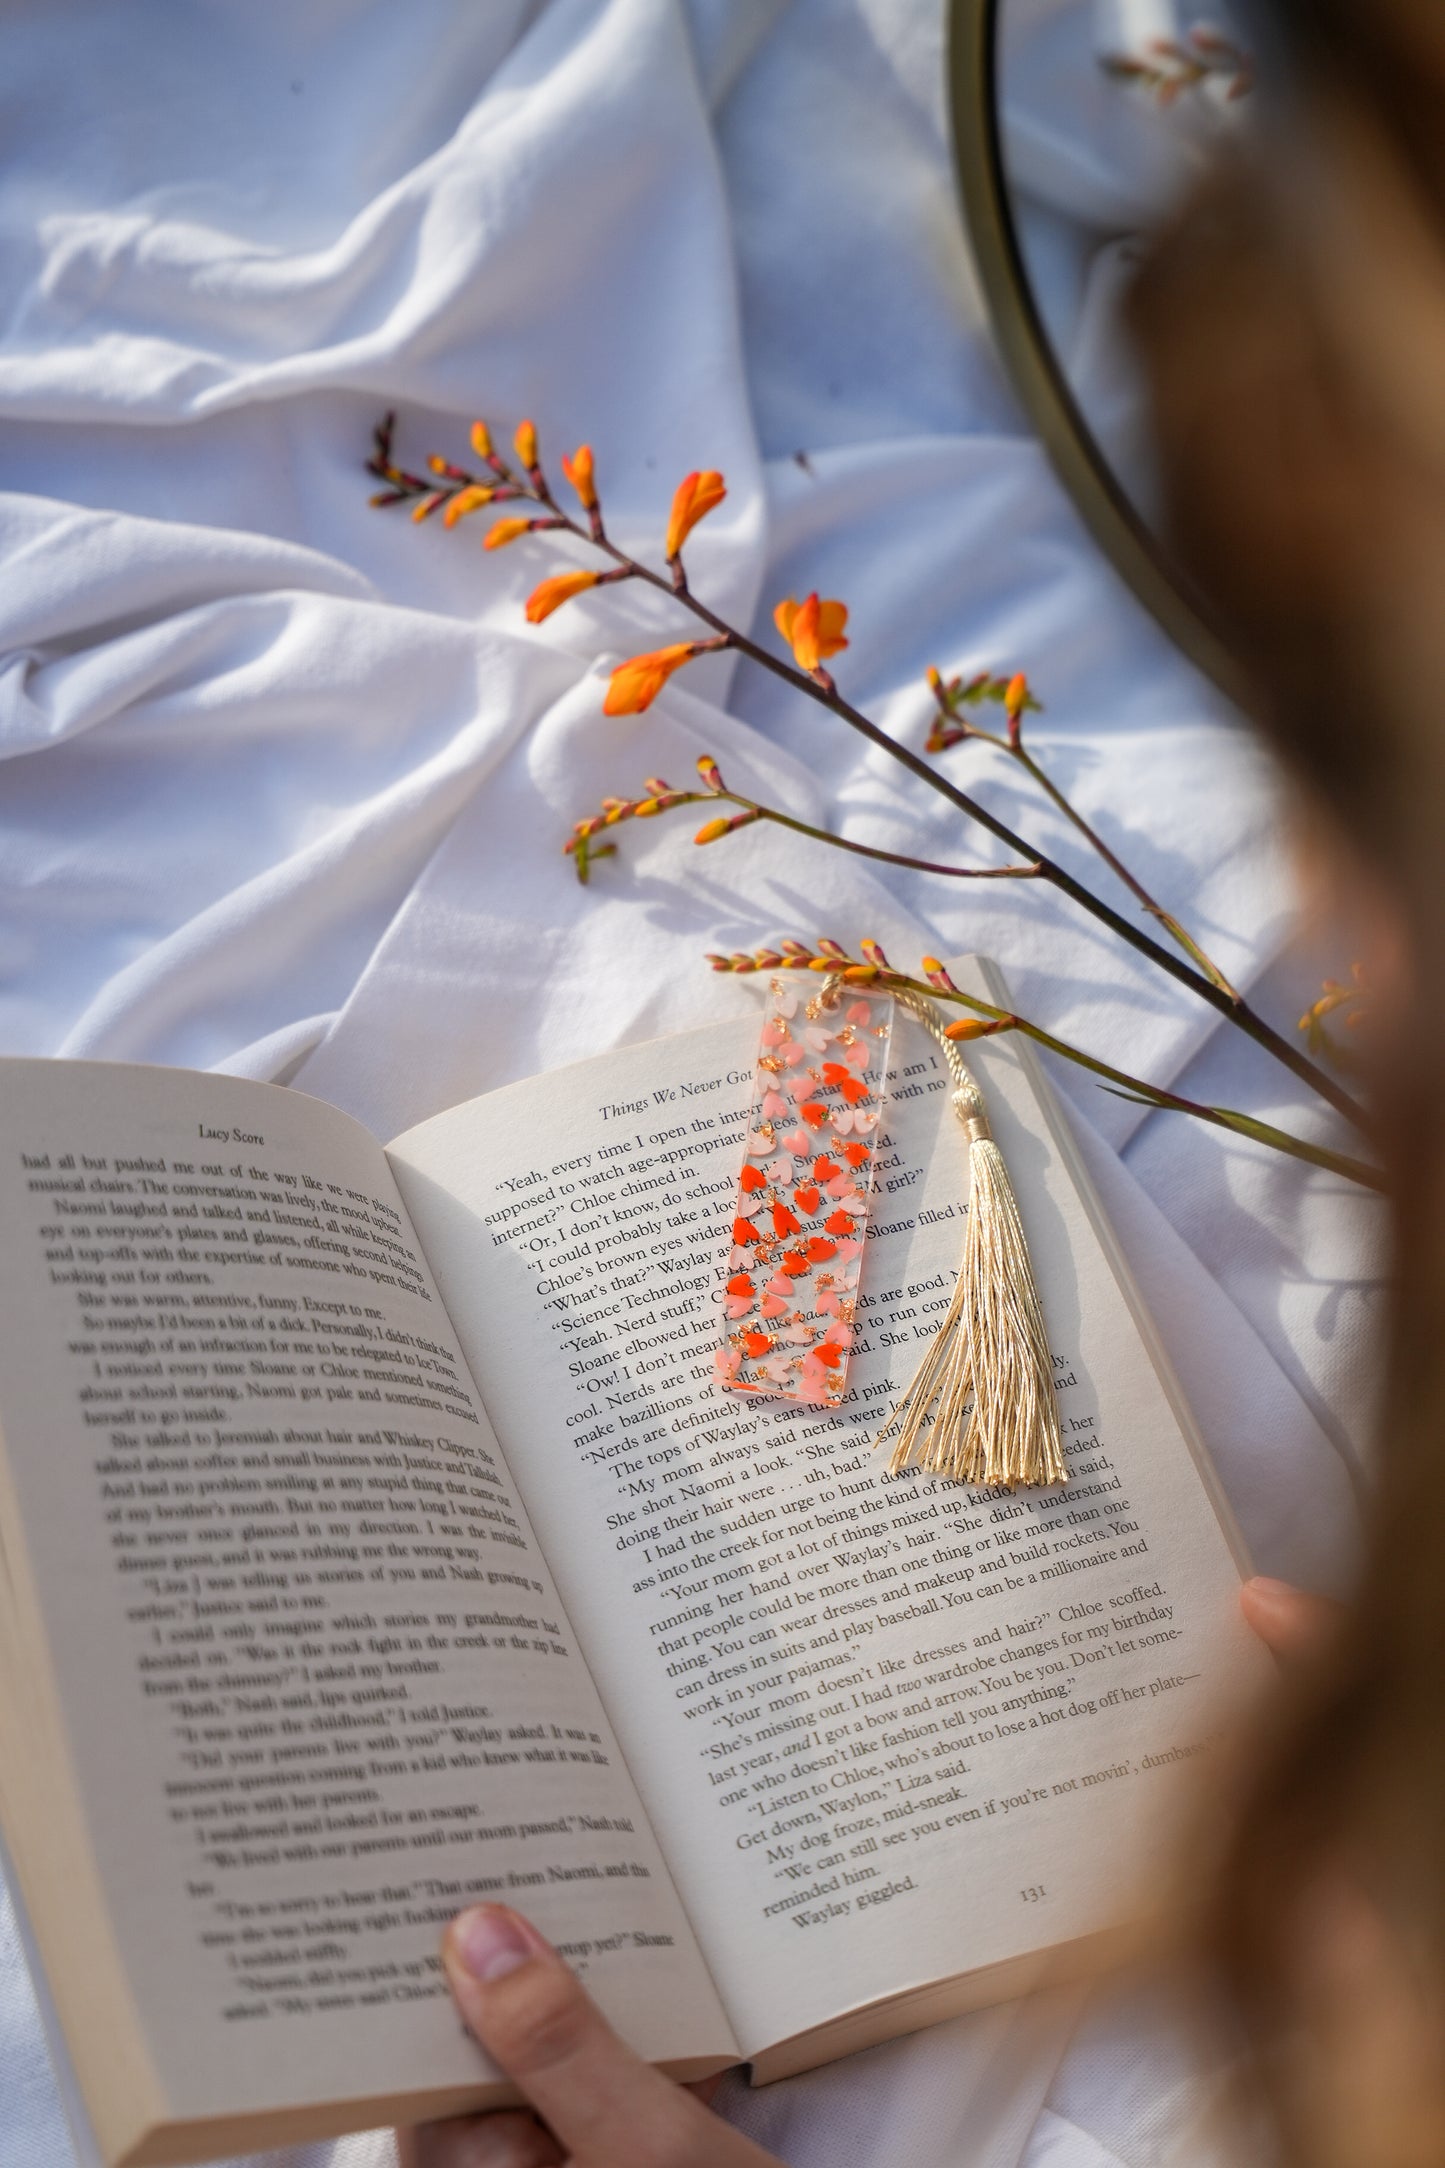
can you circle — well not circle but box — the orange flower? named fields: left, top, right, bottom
left=695, top=817, right=732, bottom=845
left=515, top=418, right=538, bottom=469
left=603, top=642, right=701, bottom=715
left=666, top=469, right=726, bottom=558
left=1004, top=672, right=1030, bottom=722
left=561, top=444, right=597, bottom=511
left=484, top=517, right=531, bottom=550
left=442, top=484, right=494, bottom=528
left=470, top=419, right=493, bottom=459
left=774, top=592, right=849, bottom=671
left=525, top=569, right=600, bottom=623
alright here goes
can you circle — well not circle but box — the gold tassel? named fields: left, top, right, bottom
left=875, top=992, right=1066, bottom=1488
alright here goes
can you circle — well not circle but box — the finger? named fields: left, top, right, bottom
left=399, top=2108, right=563, bottom=2168
left=1240, top=1575, right=1343, bottom=1663
left=442, top=1904, right=773, bottom=2167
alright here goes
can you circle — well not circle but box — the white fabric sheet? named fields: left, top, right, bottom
left=0, top=2, right=1378, bottom=2164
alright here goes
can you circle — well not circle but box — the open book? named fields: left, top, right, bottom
left=0, top=962, right=1267, bottom=2166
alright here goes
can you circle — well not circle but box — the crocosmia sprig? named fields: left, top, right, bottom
left=364, top=405, right=1374, bottom=1162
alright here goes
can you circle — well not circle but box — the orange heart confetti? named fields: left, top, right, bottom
left=806, top=1237, right=837, bottom=1263
left=772, top=1202, right=801, bottom=1238
left=824, top=1209, right=854, bottom=1236
left=812, top=1157, right=842, bottom=1184
left=733, top=1217, right=761, bottom=1245
left=799, top=1101, right=828, bottom=1129
left=726, top=1272, right=753, bottom=1297
left=739, top=1164, right=767, bottom=1195
left=793, top=1185, right=821, bottom=1216
left=814, top=1340, right=843, bottom=1368
left=743, top=1331, right=775, bottom=1358
left=842, top=1141, right=871, bottom=1168
left=779, top=1251, right=810, bottom=1278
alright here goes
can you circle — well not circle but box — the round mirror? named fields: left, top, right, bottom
left=950, top=0, right=1261, bottom=696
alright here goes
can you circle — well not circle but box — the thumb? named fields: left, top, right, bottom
left=1240, top=1575, right=1344, bottom=1665
left=441, top=1906, right=770, bottom=2167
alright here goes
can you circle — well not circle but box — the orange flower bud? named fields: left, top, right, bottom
left=944, top=1017, right=1007, bottom=1042
left=561, top=445, right=597, bottom=511
left=470, top=420, right=493, bottom=460
left=515, top=419, right=538, bottom=469
left=696, top=754, right=725, bottom=791
left=443, top=484, right=495, bottom=528
left=525, top=569, right=601, bottom=623
left=411, top=491, right=446, bottom=523
left=842, top=964, right=880, bottom=984
left=484, top=517, right=531, bottom=551
left=706, top=954, right=732, bottom=971
left=634, top=798, right=662, bottom=818
left=603, top=643, right=701, bottom=715
left=926, top=665, right=943, bottom=692
left=774, top=592, right=849, bottom=671
left=695, top=818, right=732, bottom=845
left=860, top=938, right=890, bottom=969
left=666, top=469, right=727, bottom=558
left=1004, top=673, right=1029, bottom=721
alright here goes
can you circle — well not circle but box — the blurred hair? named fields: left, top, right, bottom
left=1130, top=4, right=1445, bottom=2160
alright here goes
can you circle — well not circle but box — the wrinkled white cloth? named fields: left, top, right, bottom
left=0, top=2, right=1379, bottom=2165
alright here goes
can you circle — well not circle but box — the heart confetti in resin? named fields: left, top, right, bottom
left=714, top=977, right=893, bottom=1406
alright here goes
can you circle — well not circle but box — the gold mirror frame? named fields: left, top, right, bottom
left=947, top=0, right=1244, bottom=701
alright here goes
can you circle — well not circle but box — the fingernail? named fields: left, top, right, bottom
left=452, top=1905, right=533, bottom=1983
left=1244, top=1575, right=1296, bottom=1600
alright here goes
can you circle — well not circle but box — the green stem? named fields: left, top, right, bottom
left=705, top=792, right=1044, bottom=883
left=877, top=970, right=1383, bottom=1192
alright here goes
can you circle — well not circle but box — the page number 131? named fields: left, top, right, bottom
left=1019, top=1885, right=1047, bottom=1904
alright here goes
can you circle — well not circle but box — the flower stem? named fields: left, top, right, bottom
left=934, top=696, right=1243, bottom=1001
left=698, top=791, right=1044, bottom=883
left=792, top=963, right=1382, bottom=1192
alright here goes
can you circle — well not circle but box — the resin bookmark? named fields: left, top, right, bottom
left=714, top=977, right=893, bottom=1406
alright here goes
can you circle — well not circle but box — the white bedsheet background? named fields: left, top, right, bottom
left=0, top=2, right=1380, bottom=2164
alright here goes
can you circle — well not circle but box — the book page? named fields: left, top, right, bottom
left=387, top=972, right=1270, bottom=2060
left=0, top=1059, right=733, bottom=2145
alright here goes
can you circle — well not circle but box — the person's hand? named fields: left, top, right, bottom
left=398, top=1904, right=786, bottom=2168
left=1239, top=1573, right=1343, bottom=1664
